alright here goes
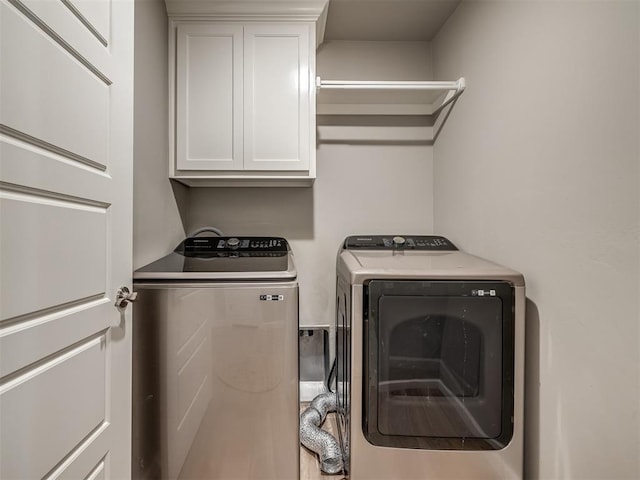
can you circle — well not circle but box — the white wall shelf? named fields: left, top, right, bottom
left=316, top=77, right=465, bottom=116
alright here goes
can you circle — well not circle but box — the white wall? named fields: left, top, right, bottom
left=186, top=41, right=435, bottom=328
left=433, top=1, right=640, bottom=478
left=317, top=40, right=433, bottom=80
left=133, top=0, right=187, bottom=269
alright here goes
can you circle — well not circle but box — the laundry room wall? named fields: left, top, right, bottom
left=187, top=40, right=436, bottom=328
left=432, top=1, right=640, bottom=479
left=133, top=0, right=187, bottom=269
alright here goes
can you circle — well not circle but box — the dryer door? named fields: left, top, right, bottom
left=364, top=280, right=515, bottom=450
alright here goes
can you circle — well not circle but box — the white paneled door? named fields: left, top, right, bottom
left=0, top=0, right=134, bottom=478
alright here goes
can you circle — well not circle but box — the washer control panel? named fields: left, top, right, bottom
left=344, top=235, right=457, bottom=251
left=177, top=236, right=288, bottom=257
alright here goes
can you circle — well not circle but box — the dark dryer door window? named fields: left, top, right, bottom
left=363, top=280, right=515, bottom=450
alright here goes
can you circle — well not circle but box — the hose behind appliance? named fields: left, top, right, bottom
left=300, top=392, right=343, bottom=474
left=187, top=226, right=224, bottom=237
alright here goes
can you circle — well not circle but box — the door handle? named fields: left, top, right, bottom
left=115, top=286, right=138, bottom=312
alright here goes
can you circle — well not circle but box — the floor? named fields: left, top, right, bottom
left=300, top=404, right=345, bottom=480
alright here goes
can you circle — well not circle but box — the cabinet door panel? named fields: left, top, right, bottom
left=176, top=24, right=243, bottom=170
left=244, top=25, right=310, bottom=171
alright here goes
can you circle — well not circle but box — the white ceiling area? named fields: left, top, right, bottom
left=163, top=0, right=461, bottom=43
left=323, top=0, right=461, bottom=42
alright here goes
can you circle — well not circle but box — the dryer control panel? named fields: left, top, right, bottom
left=344, top=235, right=457, bottom=251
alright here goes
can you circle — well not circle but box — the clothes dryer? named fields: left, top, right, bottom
left=335, top=235, right=525, bottom=479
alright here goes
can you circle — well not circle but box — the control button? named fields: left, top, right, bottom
left=227, top=237, right=240, bottom=249
left=392, top=236, right=406, bottom=247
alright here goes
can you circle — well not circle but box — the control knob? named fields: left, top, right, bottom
left=392, top=236, right=406, bottom=247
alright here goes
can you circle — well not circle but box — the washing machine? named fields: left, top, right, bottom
left=132, top=234, right=299, bottom=480
left=335, top=235, right=525, bottom=480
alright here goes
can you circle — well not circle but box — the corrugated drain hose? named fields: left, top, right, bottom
left=187, top=226, right=224, bottom=237
left=299, top=392, right=343, bottom=474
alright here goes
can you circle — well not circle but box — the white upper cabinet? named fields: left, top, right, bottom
left=169, top=17, right=318, bottom=187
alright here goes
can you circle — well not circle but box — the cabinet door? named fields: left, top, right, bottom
left=176, top=24, right=243, bottom=170
left=243, top=24, right=311, bottom=171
